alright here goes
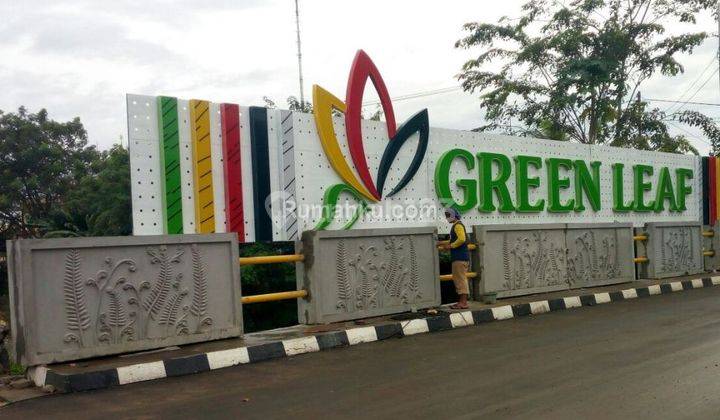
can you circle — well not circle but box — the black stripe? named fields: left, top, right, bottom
left=681, top=281, right=694, bottom=290
left=512, top=303, right=531, bottom=317
left=249, top=107, right=273, bottom=241
left=472, top=309, right=494, bottom=324
left=283, top=145, right=294, bottom=155
left=281, top=112, right=292, bottom=125
left=609, top=291, right=625, bottom=302
left=579, top=294, right=597, bottom=306
left=316, top=331, right=349, bottom=350
left=164, top=354, right=210, bottom=377
left=283, top=126, right=293, bottom=135
left=375, top=323, right=403, bottom=340
left=426, top=315, right=453, bottom=332
left=636, top=287, right=651, bottom=297
left=247, top=342, right=286, bottom=362
left=660, top=283, right=674, bottom=294
left=46, top=369, right=120, bottom=393
left=284, top=178, right=295, bottom=190
left=547, top=298, right=566, bottom=311
left=703, top=278, right=713, bottom=287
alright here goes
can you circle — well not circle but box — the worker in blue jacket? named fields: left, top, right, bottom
left=439, top=208, right=470, bottom=309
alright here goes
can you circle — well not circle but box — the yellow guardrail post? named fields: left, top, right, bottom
left=633, top=235, right=648, bottom=241
left=633, top=256, right=649, bottom=264
left=439, top=272, right=478, bottom=282
left=703, top=250, right=715, bottom=257
left=703, top=231, right=714, bottom=238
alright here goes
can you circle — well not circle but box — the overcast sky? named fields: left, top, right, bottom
left=1, top=0, right=719, bottom=153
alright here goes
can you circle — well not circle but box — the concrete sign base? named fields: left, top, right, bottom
left=8, top=234, right=242, bottom=366
left=297, top=228, right=440, bottom=324
left=472, top=223, right=634, bottom=299
left=639, top=222, right=704, bottom=279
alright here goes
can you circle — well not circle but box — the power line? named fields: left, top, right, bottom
left=666, top=120, right=711, bottom=146
left=670, top=67, right=720, bottom=114
left=646, top=97, right=720, bottom=107
left=663, top=56, right=718, bottom=114
left=362, top=86, right=462, bottom=107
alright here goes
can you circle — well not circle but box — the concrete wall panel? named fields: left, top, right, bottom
left=297, top=228, right=440, bottom=324
left=566, top=223, right=635, bottom=288
left=643, top=222, right=704, bottom=279
left=8, top=234, right=242, bottom=366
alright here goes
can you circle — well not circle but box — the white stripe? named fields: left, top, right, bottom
left=712, top=276, right=720, bottom=286
left=670, top=282, right=683, bottom=292
left=563, top=296, right=582, bottom=308
left=266, top=109, right=284, bottom=240
left=692, top=279, right=704, bottom=288
left=209, top=103, right=227, bottom=233
left=402, top=319, right=429, bottom=336
left=622, top=289, right=638, bottom=299
left=450, top=311, right=474, bottom=328
left=282, top=336, right=320, bottom=356
left=117, top=361, right=166, bottom=385
left=28, top=366, right=48, bottom=387
left=239, top=106, right=255, bottom=242
left=177, top=99, right=196, bottom=233
left=491, top=305, right=514, bottom=320
left=530, top=301, right=550, bottom=314
left=594, top=292, right=611, bottom=304
left=648, top=285, right=661, bottom=295
left=345, top=327, right=378, bottom=345
left=206, top=347, right=250, bottom=370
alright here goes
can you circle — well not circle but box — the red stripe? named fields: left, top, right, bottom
left=220, top=103, right=245, bottom=240
left=710, top=156, right=716, bottom=224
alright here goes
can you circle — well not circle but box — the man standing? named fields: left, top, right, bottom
left=440, top=208, right=470, bottom=309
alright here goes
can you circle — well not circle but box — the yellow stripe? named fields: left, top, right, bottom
left=190, top=99, right=215, bottom=233
left=312, top=85, right=377, bottom=202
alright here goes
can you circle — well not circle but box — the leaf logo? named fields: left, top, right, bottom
left=312, top=50, right=430, bottom=229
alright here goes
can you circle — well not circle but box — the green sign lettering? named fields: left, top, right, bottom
left=478, top=152, right=515, bottom=213
left=434, top=149, right=478, bottom=212
left=546, top=158, right=574, bottom=212
left=574, top=160, right=601, bottom=212
left=515, top=155, right=544, bottom=212
left=612, top=163, right=634, bottom=212
left=633, top=164, right=655, bottom=212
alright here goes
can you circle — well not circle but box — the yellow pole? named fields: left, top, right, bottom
left=440, top=272, right=478, bottom=281
left=437, top=244, right=478, bottom=251
left=241, top=290, right=308, bottom=304
left=703, top=250, right=715, bottom=257
left=633, top=256, right=649, bottom=263
left=703, top=231, right=715, bottom=238
left=633, top=235, right=648, bottom=241
left=239, top=254, right=305, bottom=266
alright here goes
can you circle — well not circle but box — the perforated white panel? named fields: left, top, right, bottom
left=209, top=103, right=227, bottom=233
left=280, top=110, right=298, bottom=241
left=267, top=109, right=285, bottom=241
left=288, top=112, right=702, bottom=235
left=177, top=99, right=196, bottom=234
left=239, top=106, right=255, bottom=242
left=127, top=94, right=164, bottom=235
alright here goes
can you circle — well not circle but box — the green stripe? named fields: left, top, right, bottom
left=157, top=96, right=184, bottom=234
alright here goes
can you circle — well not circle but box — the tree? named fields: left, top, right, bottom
left=0, top=107, right=131, bottom=240
left=456, top=0, right=719, bottom=153
left=0, top=107, right=99, bottom=238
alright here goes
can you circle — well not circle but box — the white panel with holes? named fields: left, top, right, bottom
left=266, top=108, right=285, bottom=241
left=177, top=99, right=196, bottom=234
left=239, top=106, right=255, bottom=242
left=209, top=103, right=227, bottom=233
left=280, top=110, right=298, bottom=241
left=127, top=94, right=164, bottom=235
left=287, top=111, right=702, bottom=235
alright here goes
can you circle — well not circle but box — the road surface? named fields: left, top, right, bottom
left=6, top=286, right=720, bottom=419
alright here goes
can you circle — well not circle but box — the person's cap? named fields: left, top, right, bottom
left=444, top=207, right=461, bottom=220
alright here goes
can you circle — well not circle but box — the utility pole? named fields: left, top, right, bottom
left=294, top=0, right=305, bottom=108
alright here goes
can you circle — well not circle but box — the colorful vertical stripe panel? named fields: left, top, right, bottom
left=158, top=96, right=184, bottom=234
left=249, top=106, right=273, bottom=241
left=221, top=104, right=245, bottom=237
left=702, top=157, right=710, bottom=225
left=190, top=99, right=215, bottom=233
left=710, top=156, right=717, bottom=225
left=177, top=99, right=196, bottom=234
left=209, top=103, right=227, bottom=233
left=716, top=157, right=720, bottom=226
left=239, top=106, right=255, bottom=242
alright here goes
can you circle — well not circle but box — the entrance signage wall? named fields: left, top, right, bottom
left=127, top=50, right=707, bottom=240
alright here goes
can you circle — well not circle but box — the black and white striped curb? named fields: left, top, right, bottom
left=28, top=276, right=720, bottom=393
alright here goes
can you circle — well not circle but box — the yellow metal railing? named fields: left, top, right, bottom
left=633, top=235, right=648, bottom=241
left=439, top=272, right=478, bottom=282
left=241, top=290, right=308, bottom=304
left=703, top=250, right=715, bottom=257
left=703, top=231, right=715, bottom=238
left=239, top=254, right=305, bottom=266
left=634, top=256, right=649, bottom=264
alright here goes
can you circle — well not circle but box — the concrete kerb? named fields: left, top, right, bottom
left=23, top=275, right=720, bottom=394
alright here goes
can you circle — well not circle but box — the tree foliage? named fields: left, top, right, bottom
left=456, top=0, right=718, bottom=153
left=0, top=107, right=131, bottom=240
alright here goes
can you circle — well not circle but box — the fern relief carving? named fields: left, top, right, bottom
left=189, top=244, right=212, bottom=332
left=63, top=249, right=91, bottom=346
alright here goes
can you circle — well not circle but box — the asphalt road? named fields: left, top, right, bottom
left=6, top=286, right=720, bottom=419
